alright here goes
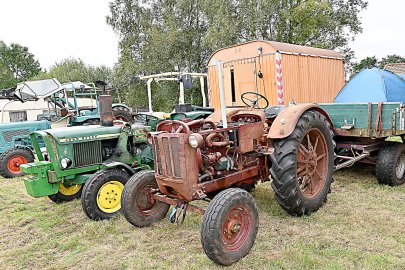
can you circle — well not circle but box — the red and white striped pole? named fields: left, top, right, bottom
left=275, top=52, right=284, bottom=105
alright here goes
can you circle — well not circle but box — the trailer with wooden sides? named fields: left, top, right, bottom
left=321, top=102, right=405, bottom=186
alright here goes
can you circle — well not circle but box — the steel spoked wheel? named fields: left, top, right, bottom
left=81, top=168, right=129, bottom=220
left=201, top=188, right=258, bottom=266
left=122, top=170, right=169, bottom=227
left=96, top=181, right=125, bottom=213
left=297, top=128, right=328, bottom=199
left=0, top=147, right=34, bottom=178
left=376, top=144, right=405, bottom=186
left=270, top=110, right=334, bottom=216
left=48, top=183, right=83, bottom=203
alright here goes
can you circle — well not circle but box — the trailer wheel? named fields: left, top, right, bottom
left=201, top=188, right=258, bottom=266
left=0, top=147, right=34, bottom=178
left=376, top=144, right=405, bottom=186
left=48, top=183, right=83, bottom=203
left=122, top=170, right=169, bottom=227
left=270, top=110, right=334, bottom=216
left=81, top=168, right=129, bottom=220
left=112, top=106, right=132, bottom=123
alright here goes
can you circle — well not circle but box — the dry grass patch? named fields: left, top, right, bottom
left=0, top=164, right=404, bottom=269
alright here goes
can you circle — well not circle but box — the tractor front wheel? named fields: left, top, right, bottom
left=48, top=183, right=83, bottom=203
left=270, top=110, right=334, bottom=216
left=0, top=147, right=34, bottom=178
left=81, top=168, right=129, bottom=220
left=201, top=188, right=258, bottom=266
left=122, top=170, right=170, bottom=227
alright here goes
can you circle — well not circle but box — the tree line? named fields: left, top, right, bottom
left=2, top=0, right=405, bottom=112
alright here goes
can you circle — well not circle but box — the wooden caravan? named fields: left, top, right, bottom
left=207, top=40, right=345, bottom=108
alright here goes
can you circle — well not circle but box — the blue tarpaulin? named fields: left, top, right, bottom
left=334, top=68, right=405, bottom=103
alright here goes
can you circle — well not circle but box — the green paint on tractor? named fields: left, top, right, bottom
left=21, top=123, right=153, bottom=198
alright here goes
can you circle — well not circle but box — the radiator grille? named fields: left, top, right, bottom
left=155, top=135, right=182, bottom=178
left=73, top=141, right=102, bottom=167
left=162, top=137, right=172, bottom=176
left=171, top=137, right=181, bottom=177
left=2, top=129, right=30, bottom=142
left=153, top=137, right=162, bottom=174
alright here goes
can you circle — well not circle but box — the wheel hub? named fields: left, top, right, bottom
left=97, top=181, right=124, bottom=213
left=221, top=206, right=252, bottom=251
left=136, top=185, right=156, bottom=213
left=7, top=155, right=28, bottom=174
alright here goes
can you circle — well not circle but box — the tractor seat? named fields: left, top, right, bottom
left=264, top=105, right=285, bottom=119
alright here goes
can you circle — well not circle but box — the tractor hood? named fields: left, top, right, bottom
left=44, top=125, right=122, bottom=144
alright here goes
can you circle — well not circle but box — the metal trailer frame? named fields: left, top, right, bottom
left=320, top=102, right=405, bottom=171
left=139, top=72, right=207, bottom=113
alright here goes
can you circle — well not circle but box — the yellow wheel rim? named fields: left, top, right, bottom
left=96, top=181, right=124, bottom=213
left=59, top=183, right=82, bottom=196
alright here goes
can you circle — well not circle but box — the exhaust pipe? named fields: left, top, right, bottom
left=99, top=95, right=113, bottom=127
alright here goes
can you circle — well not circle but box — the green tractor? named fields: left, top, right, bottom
left=21, top=95, right=153, bottom=220
left=20, top=95, right=214, bottom=220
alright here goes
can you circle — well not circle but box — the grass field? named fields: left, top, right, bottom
left=0, top=164, right=404, bottom=270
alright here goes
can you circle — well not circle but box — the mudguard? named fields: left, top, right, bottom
left=101, top=162, right=136, bottom=175
left=268, top=104, right=333, bottom=139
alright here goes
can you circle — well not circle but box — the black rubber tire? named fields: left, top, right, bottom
left=201, top=188, right=258, bottom=266
left=122, top=170, right=169, bottom=227
left=376, top=144, right=405, bottom=186
left=81, top=168, right=129, bottom=220
left=270, top=110, right=334, bottom=216
left=48, top=184, right=83, bottom=203
left=0, top=147, right=34, bottom=178
left=112, top=105, right=132, bottom=123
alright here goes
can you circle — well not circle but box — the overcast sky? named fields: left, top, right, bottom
left=0, top=0, right=404, bottom=69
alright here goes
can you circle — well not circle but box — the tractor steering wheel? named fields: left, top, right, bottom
left=156, top=120, right=191, bottom=134
left=241, top=92, right=269, bottom=109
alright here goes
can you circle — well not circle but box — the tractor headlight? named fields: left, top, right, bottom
left=60, top=158, right=72, bottom=169
left=188, top=133, right=203, bottom=148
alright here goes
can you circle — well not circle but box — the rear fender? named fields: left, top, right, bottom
left=268, top=104, right=333, bottom=139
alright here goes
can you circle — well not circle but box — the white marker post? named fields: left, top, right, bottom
left=213, top=60, right=227, bottom=128
left=147, top=78, right=153, bottom=113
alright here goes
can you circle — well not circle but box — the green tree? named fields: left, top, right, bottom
left=34, top=58, right=113, bottom=83
left=379, top=54, right=405, bottom=69
left=352, top=56, right=378, bottom=74
left=107, top=0, right=368, bottom=111
left=351, top=54, right=405, bottom=75
left=0, top=41, right=41, bottom=89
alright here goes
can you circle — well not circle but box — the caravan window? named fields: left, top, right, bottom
left=10, top=111, right=27, bottom=122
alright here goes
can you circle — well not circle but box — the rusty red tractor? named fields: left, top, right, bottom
left=121, top=92, right=334, bottom=265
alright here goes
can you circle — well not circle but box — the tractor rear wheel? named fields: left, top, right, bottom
left=376, top=144, right=405, bottom=186
left=81, top=168, right=129, bottom=220
left=0, top=147, right=34, bottom=178
left=122, top=170, right=169, bottom=227
left=48, top=183, right=83, bottom=203
left=112, top=106, right=132, bottom=123
left=270, top=110, right=334, bottom=216
left=201, top=188, right=258, bottom=266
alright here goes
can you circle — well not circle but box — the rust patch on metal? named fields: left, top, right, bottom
left=268, top=104, right=333, bottom=139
